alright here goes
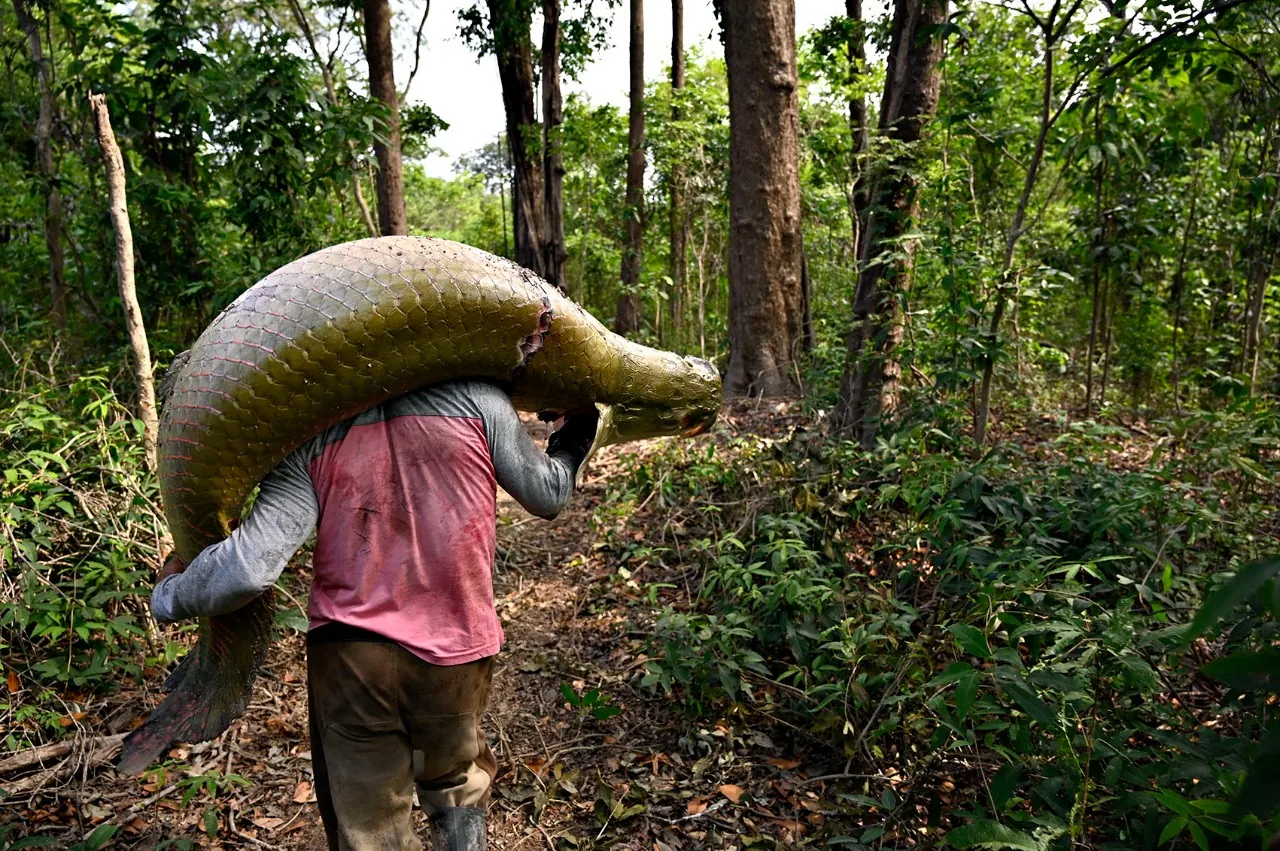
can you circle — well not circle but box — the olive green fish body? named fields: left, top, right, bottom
left=118, top=237, right=719, bottom=772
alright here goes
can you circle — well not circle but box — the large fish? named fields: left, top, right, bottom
left=118, top=236, right=721, bottom=773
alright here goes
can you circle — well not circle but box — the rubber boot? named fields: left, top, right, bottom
left=429, top=807, right=487, bottom=851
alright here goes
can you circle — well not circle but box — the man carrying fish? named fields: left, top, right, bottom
left=148, top=381, right=599, bottom=851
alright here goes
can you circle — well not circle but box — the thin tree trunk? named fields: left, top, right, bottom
left=722, top=0, right=805, bottom=397
left=541, top=0, right=568, bottom=292
left=286, top=0, right=378, bottom=237
left=1170, top=155, right=1201, bottom=414
left=363, top=0, right=408, bottom=235
left=974, top=38, right=1056, bottom=445
left=668, top=0, right=687, bottom=346
left=89, top=94, right=158, bottom=472
left=1243, top=139, right=1280, bottom=392
left=1085, top=102, right=1104, bottom=419
left=488, top=0, right=547, bottom=276
left=846, top=0, right=870, bottom=221
left=1100, top=276, right=1114, bottom=408
left=13, top=0, right=67, bottom=331
left=830, top=0, right=947, bottom=442
left=615, top=0, right=645, bottom=335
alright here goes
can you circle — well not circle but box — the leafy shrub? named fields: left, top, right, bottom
left=1, top=362, right=163, bottom=706
left=614, top=402, right=1280, bottom=846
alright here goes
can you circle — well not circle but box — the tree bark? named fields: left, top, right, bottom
left=363, top=0, right=408, bottom=236
left=488, top=0, right=548, bottom=277
left=615, top=0, right=645, bottom=335
left=541, top=0, right=568, bottom=292
left=286, top=0, right=378, bottom=237
left=668, top=0, right=687, bottom=344
left=13, top=0, right=67, bottom=332
left=722, top=0, right=805, bottom=397
left=89, top=94, right=159, bottom=472
left=830, top=0, right=947, bottom=443
left=1084, top=102, right=1104, bottom=419
left=846, top=0, right=870, bottom=219
left=1243, top=138, right=1280, bottom=392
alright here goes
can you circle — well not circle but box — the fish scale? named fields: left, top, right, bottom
left=117, top=236, right=722, bottom=773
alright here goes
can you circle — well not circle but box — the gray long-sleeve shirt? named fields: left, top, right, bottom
left=151, top=380, right=590, bottom=664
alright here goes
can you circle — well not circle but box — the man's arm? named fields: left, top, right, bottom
left=473, top=384, right=597, bottom=519
left=151, top=450, right=319, bottom=622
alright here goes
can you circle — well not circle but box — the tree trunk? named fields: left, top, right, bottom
left=488, top=0, right=548, bottom=277
left=13, top=0, right=67, bottom=332
left=668, top=0, right=687, bottom=345
left=363, top=0, right=408, bottom=236
left=830, top=0, right=947, bottom=442
left=722, top=0, right=805, bottom=397
left=1084, top=102, right=1104, bottom=419
left=846, top=0, right=870, bottom=220
left=1243, top=140, right=1280, bottom=392
left=287, top=0, right=378, bottom=237
left=614, top=0, right=645, bottom=335
left=89, top=94, right=159, bottom=472
left=541, top=0, right=569, bottom=292
left=1170, top=156, right=1201, bottom=414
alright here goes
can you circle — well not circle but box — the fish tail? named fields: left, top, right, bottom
left=117, top=592, right=275, bottom=774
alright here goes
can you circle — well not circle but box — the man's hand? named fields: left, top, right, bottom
left=158, top=551, right=188, bottom=581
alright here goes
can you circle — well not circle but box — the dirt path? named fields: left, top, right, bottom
left=7, top=432, right=823, bottom=849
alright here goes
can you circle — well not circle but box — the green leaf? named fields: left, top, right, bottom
left=1186, top=556, right=1280, bottom=642
left=951, top=624, right=993, bottom=659
left=1187, top=820, right=1210, bottom=851
left=1234, top=722, right=1280, bottom=817
left=999, top=679, right=1057, bottom=728
left=946, top=819, right=1039, bottom=850
left=1157, top=816, right=1187, bottom=845
left=1201, top=647, right=1280, bottom=693
left=955, top=668, right=979, bottom=719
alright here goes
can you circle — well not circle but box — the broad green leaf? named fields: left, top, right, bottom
left=1000, top=679, right=1057, bottom=728
left=951, top=624, right=993, bottom=659
left=1201, top=648, right=1280, bottom=693
left=955, top=668, right=979, bottom=719
left=1186, top=556, right=1280, bottom=642
left=1157, top=816, right=1187, bottom=845
left=946, top=819, right=1039, bottom=850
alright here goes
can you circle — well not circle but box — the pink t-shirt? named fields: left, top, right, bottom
left=307, top=415, right=502, bottom=665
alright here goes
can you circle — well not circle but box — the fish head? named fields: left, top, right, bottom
left=602, top=353, right=721, bottom=445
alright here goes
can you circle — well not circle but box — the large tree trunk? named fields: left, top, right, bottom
left=668, top=0, right=687, bottom=345
left=830, top=0, right=947, bottom=443
left=89, top=94, right=159, bottom=471
left=541, top=0, right=568, bottom=292
left=287, top=0, right=378, bottom=237
left=13, top=0, right=67, bottom=332
left=614, top=0, right=645, bottom=335
left=488, top=0, right=548, bottom=277
left=722, top=0, right=805, bottom=397
left=363, top=0, right=407, bottom=236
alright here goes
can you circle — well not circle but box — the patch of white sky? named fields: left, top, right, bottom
left=402, top=1, right=850, bottom=178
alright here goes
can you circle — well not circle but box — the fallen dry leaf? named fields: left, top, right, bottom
left=718, top=784, right=745, bottom=804
left=252, top=817, right=284, bottom=830
left=767, top=757, right=802, bottom=770
left=293, top=781, right=316, bottom=803
left=686, top=797, right=708, bottom=815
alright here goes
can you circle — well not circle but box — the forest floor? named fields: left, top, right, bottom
left=5, top=407, right=838, bottom=850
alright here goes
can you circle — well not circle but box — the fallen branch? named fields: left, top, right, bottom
left=0, top=733, right=125, bottom=776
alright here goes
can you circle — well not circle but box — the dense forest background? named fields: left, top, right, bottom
left=3, top=0, right=1280, bottom=847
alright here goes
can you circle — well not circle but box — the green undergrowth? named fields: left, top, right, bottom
left=595, top=402, right=1280, bottom=849
left=0, top=354, right=176, bottom=750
